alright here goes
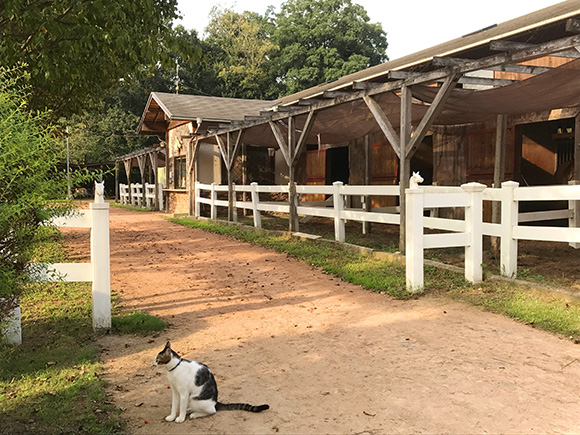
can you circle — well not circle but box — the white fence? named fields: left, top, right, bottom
left=406, top=180, right=580, bottom=291
left=119, top=183, right=164, bottom=210
left=2, top=200, right=111, bottom=345
left=195, top=180, right=580, bottom=293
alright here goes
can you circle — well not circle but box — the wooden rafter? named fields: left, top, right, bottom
left=269, top=121, right=291, bottom=165
left=294, top=110, right=318, bottom=161
left=362, top=95, right=401, bottom=158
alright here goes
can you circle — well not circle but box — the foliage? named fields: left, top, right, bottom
left=205, top=7, right=277, bottom=99
left=0, top=66, right=85, bottom=320
left=0, top=0, right=201, bottom=116
left=268, top=0, right=388, bottom=95
left=112, top=310, right=167, bottom=334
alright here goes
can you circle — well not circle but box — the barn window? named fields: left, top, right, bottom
left=174, top=156, right=187, bottom=189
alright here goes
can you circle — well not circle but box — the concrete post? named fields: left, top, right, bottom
left=333, top=182, right=346, bottom=242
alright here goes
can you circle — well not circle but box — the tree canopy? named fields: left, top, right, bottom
left=0, top=0, right=200, bottom=116
left=269, top=0, right=388, bottom=95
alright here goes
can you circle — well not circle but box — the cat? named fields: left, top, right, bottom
left=154, top=341, right=269, bottom=423
left=409, top=171, right=424, bottom=189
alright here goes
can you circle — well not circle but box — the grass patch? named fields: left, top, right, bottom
left=451, top=282, right=580, bottom=341
left=112, top=310, right=167, bottom=334
left=0, top=225, right=166, bottom=434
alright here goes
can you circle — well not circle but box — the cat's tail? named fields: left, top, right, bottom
left=216, top=402, right=269, bottom=413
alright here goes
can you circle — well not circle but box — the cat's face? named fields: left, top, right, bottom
left=154, top=341, right=173, bottom=366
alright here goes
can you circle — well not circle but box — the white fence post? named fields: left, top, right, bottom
left=251, top=182, right=262, bottom=228
left=90, top=202, right=111, bottom=332
left=462, top=182, right=486, bottom=283
left=500, top=181, right=519, bottom=277
left=569, top=180, right=580, bottom=249
left=232, top=183, right=238, bottom=222
left=2, top=300, right=22, bottom=345
left=194, top=182, right=201, bottom=217
left=333, top=181, right=345, bottom=242
left=210, top=183, right=217, bottom=220
left=406, top=186, right=425, bottom=292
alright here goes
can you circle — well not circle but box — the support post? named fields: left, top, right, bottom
left=463, top=182, right=486, bottom=283
left=569, top=180, right=580, bottom=249
left=90, top=202, right=111, bottom=332
left=333, top=181, right=345, bottom=242
left=363, top=134, right=372, bottom=235
left=210, top=183, right=217, bottom=220
left=251, top=182, right=262, bottom=228
left=114, top=162, right=120, bottom=202
left=405, top=185, right=424, bottom=292
left=500, top=181, right=519, bottom=277
left=492, top=114, right=507, bottom=253
left=399, top=85, right=412, bottom=253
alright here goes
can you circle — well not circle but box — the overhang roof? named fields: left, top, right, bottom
left=137, top=92, right=274, bottom=135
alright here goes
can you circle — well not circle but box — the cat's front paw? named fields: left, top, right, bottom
left=175, top=415, right=186, bottom=423
left=165, top=415, right=176, bottom=422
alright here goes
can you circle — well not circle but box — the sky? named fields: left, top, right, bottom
left=175, top=0, right=564, bottom=60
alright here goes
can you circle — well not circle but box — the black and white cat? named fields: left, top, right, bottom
left=154, top=341, right=269, bottom=423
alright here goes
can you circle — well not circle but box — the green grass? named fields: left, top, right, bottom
left=168, top=216, right=580, bottom=341
left=0, top=227, right=167, bottom=434
left=452, top=282, right=580, bottom=341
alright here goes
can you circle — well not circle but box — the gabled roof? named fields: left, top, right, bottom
left=137, top=92, right=274, bottom=135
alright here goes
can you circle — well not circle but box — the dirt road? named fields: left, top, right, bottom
left=68, top=206, right=580, bottom=433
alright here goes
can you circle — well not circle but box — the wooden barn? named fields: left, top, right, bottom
left=129, top=1, right=580, bottom=250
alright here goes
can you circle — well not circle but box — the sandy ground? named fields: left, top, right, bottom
left=63, top=206, right=580, bottom=434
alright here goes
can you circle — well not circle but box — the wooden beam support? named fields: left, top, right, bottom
left=399, top=85, right=412, bottom=254
left=362, top=95, right=401, bottom=158
left=489, top=39, right=580, bottom=58
left=566, top=18, right=580, bottom=34
left=575, top=111, right=580, bottom=180
left=269, top=121, right=291, bottom=166
left=406, top=73, right=462, bottom=159
left=390, top=70, right=515, bottom=87
left=297, top=99, right=325, bottom=106
left=215, top=134, right=229, bottom=168
left=294, top=110, right=318, bottom=161
left=322, top=90, right=352, bottom=98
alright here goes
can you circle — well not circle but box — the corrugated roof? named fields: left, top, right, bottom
left=151, top=92, right=274, bottom=122
left=276, top=0, right=580, bottom=106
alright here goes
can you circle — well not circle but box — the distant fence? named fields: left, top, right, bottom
left=119, top=183, right=164, bottom=210
left=195, top=180, right=580, bottom=292
left=2, top=201, right=111, bottom=345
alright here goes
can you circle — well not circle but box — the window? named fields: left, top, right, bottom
left=174, top=156, right=187, bottom=189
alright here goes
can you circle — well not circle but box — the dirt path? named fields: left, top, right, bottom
left=67, top=206, right=580, bottom=433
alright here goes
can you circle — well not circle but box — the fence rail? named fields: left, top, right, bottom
left=119, top=183, right=164, bottom=210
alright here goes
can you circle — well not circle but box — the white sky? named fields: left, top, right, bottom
left=175, top=0, right=563, bottom=60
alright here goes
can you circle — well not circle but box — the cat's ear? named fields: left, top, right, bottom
left=164, top=341, right=171, bottom=350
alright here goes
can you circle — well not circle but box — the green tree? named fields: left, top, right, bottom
left=205, top=7, right=277, bottom=99
left=0, top=67, right=83, bottom=322
left=0, top=0, right=201, bottom=117
left=269, top=0, right=388, bottom=95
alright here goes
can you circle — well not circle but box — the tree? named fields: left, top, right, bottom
left=0, top=0, right=201, bottom=117
left=205, top=7, right=277, bottom=99
left=269, top=0, right=388, bottom=96
left=0, top=67, right=84, bottom=323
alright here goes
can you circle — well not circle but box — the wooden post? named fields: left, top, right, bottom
left=399, top=85, right=412, bottom=253
left=123, top=159, right=132, bottom=205
left=575, top=112, right=580, bottom=180
left=114, top=162, right=119, bottom=202
left=492, top=114, right=507, bottom=254
left=288, top=116, right=299, bottom=232
left=363, top=134, right=372, bottom=234
left=149, top=150, right=159, bottom=211
left=227, top=133, right=235, bottom=222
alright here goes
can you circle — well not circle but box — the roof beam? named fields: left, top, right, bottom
left=269, top=121, right=291, bottom=166
left=297, top=98, right=325, bottom=106
left=565, top=18, right=580, bottom=34
left=390, top=70, right=516, bottom=87
left=322, top=90, right=352, bottom=98
left=197, top=32, right=580, bottom=139
left=294, top=110, right=318, bottom=161
left=489, top=40, right=580, bottom=58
